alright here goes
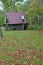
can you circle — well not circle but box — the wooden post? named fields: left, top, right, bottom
left=22, top=19, right=24, bottom=30
left=0, top=25, right=3, bottom=37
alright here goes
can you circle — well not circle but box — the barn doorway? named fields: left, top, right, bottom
left=24, top=25, right=26, bottom=30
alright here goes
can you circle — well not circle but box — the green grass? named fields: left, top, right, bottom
left=0, top=27, right=43, bottom=65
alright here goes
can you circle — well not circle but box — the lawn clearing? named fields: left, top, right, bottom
left=0, top=28, right=43, bottom=65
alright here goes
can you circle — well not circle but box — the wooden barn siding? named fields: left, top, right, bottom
left=5, top=24, right=24, bottom=30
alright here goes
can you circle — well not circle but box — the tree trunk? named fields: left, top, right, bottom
left=0, top=25, right=3, bottom=37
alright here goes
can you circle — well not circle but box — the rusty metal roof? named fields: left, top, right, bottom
left=5, top=12, right=27, bottom=24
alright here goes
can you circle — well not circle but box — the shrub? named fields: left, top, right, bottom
left=28, top=25, right=43, bottom=30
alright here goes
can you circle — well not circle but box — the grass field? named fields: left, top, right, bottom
left=0, top=28, right=43, bottom=65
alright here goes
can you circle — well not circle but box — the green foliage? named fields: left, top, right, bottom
left=28, top=25, right=43, bottom=30
left=2, top=0, right=23, bottom=12
left=16, top=4, right=22, bottom=12
left=0, top=11, right=4, bottom=26
left=2, top=0, right=16, bottom=11
left=27, top=0, right=43, bottom=24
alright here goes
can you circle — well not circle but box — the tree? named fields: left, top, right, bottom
left=0, top=1, right=4, bottom=37
left=0, top=25, right=3, bottom=37
left=27, top=0, right=43, bottom=25
left=2, top=0, right=23, bottom=12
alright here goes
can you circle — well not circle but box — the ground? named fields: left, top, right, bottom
left=0, top=28, right=43, bottom=65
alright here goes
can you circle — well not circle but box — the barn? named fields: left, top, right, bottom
left=4, top=12, right=28, bottom=30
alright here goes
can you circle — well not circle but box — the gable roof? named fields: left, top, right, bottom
left=5, top=12, right=27, bottom=24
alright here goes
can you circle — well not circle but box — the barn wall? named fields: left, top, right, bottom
left=5, top=24, right=27, bottom=30
left=5, top=24, right=23, bottom=30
